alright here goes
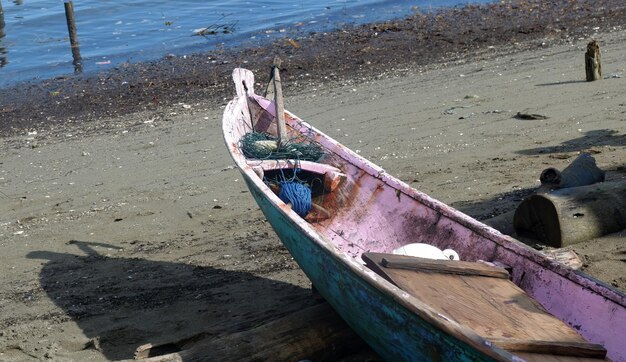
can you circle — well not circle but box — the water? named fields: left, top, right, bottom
left=0, top=0, right=489, bottom=87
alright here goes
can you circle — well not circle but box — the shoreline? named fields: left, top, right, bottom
left=1, top=0, right=625, bottom=137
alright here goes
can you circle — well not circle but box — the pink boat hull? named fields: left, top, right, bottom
left=224, top=68, right=626, bottom=361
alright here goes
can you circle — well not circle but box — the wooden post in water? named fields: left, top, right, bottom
left=0, top=0, right=5, bottom=30
left=585, top=40, right=601, bottom=81
left=64, top=1, right=82, bottom=72
left=0, top=0, right=7, bottom=67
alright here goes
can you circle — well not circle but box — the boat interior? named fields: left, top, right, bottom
left=247, top=157, right=608, bottom=360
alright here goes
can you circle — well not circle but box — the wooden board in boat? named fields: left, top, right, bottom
left=362, top=253, right=608, bottom=361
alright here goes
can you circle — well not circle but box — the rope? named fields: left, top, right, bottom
left=263, top=64, right=277, bottom=97
left=278, top=181, right=312, bottom=217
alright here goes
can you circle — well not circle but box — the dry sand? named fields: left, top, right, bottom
left=1, top=28, right=626, bottom=361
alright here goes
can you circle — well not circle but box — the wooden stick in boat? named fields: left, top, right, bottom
left=489, top=338, right=607, bottom=358
left=272, top=56, right=288, bottom=147
left=380, top=255, right=510, bottom=279
left=305, top=202, right=331, bottom=222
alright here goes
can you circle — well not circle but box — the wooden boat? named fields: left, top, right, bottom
left=222, top=68, right=626, bottom=361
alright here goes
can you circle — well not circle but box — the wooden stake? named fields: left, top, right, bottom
left=64, top=1, right=82, bottom=72
left=0, top=0, right=6, bottom=68
left=272, top=57, right=288, bottom=146
left=0, top=0, right=5, bottom=30
left=585, top=40, right=601, bottom=81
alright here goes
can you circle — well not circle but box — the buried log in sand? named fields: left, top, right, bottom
left=514, top=180, right=626, bottom=247
left=134, top=302, right=377, bottom=361
left=486, top=153, right=605, bottom=237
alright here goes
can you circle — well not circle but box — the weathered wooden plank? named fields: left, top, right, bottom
left=135, top=303, right=372, bottom=361
left=362, top=252, right=599, bottom=360
left=374, top=253, right=510, bottom=279
left=246, top=159, right=346, bottom=192
left=490, top=338, right=606, bottom=359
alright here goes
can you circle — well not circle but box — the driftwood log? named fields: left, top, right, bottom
left=486, top=154, right=604, bottom=236
left=478, top=210, right=584, bottom=269
left=483, top=211, right=516, bottom=236
left=539, top=153, right=605, bottom=190
left=514, top=180, right=626, bottom=247
left=585, top=40, right=602, bottom=81
left=134, top=302, right=378, bottom=362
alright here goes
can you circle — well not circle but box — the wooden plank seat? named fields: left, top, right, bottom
left=379, top=255, right=511, bottom=279
left=247, top=159, right=346, bottom=192
left=362, top=253, right=608, bottom=361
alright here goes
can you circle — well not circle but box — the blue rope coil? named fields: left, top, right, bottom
left=278, top=181, right=312, bottom=217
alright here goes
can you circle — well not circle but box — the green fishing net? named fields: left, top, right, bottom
left=240, top=132, right=325, bottom=162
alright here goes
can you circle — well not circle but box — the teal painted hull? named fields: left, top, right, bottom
left=246, top=178, right=497, bottom=362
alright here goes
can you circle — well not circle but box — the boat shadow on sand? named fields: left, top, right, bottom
left=26, top=240, right=315, bottom=361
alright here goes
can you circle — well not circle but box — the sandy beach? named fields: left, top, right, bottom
left=1, top=2, right=626, bottom=361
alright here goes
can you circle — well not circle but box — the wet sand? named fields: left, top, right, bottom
left=1, top=1, right=626, bottom=361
